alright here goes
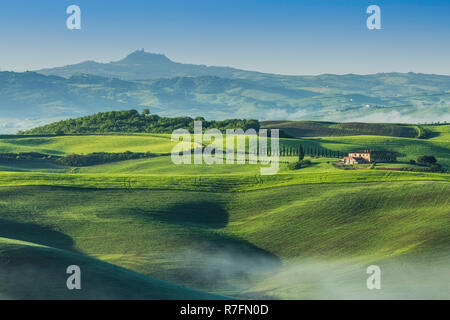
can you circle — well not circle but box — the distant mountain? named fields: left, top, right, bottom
left=36, top=50, right=450, bottom=94
left=0, top=50, right=449, bottom=133
left=37, top=50, right=264, bottom=81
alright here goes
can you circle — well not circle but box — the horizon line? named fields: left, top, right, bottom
left=0, top=49, right=445, bottom=78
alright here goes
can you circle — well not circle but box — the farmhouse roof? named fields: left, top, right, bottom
left=351, top=150, right=394, bottom=154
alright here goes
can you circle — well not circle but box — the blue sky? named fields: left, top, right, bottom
left=0, top=0, right=449, bottom=75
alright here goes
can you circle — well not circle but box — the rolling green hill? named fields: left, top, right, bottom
left=0, top=181, right=448, bottom=299
left=275, top=124, right=450, bottom=168
left=20, top=110, right=260, bottom=135
left=1, top=124, right=449, bottom=173
left=262, top=120, right=425, bottom=138
left=0, top=134, right=180, bottom=155
left=0, top=118, right=448, bottom=299
left=22, top=110, right=428, bottom=139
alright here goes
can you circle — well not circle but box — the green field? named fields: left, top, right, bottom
left=0, top=123, right=448, bottom=299
left=0, top=134, right=181, bottom=155
left=262, top=121, right=423, bottom=138
left=277, top=125, right=450, bottom=168
left=0, top=238, right=224, bottom=300
left=0, top=182, right=448, bottom=299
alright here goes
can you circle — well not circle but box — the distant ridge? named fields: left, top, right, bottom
left=0, top=50, right=448, bottom=133
left=1, top=68, right=449, bottom=133
left=37, top=50, right=450, bottom=82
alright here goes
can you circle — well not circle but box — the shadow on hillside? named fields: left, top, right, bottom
left=0, top=244, right=222, bottom=300
left=138, top=201, right=229, bottom=229
left=0, top=219, right=76, bottom=252
left=172, top=234, right=282, bottom=296
left=425, top=131, right=441, bottom=139
left=131, top=200, right=281, bottom=296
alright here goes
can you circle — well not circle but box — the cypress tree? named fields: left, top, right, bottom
left=298, top=144, right=304, bottom=160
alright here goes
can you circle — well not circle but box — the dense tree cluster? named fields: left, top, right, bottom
left=19, top=110, right=260, bottom=135
left=417, top=155, right=442, bottom=172
left=417, top=155, right=437, bottom=165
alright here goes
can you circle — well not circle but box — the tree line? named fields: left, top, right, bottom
left=0, top=152, right=58, bottom=161
left=19, top=110, right=261, bottom=135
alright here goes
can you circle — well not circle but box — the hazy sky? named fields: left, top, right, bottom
left=1, top=0, right=449, bottom=75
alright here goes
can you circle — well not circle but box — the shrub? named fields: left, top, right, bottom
left=409, top=159, right=416, bottom=165
left=417, top=155, right=437, bottom=165
left=288, top=159, right=311, bottom=170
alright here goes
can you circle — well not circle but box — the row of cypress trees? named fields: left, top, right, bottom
left=265, top=144, right=344, bottom=159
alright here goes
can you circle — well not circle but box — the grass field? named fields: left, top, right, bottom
left=77, top=155, right=265, bottom=175
left=0, top=182, right=448, bottom=299
left=0, top=134, right=183, bottom=155
left=0, top=123, right=448, bottom=299
left=0, top=238, right=224, bottom=299
left=1, top=125, right=448, bottom=168
left=278, top=125, right=450, bottom=168
left=262, top=121, right=423, bottom=138
left=0, top=170, right=448, bottom=192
